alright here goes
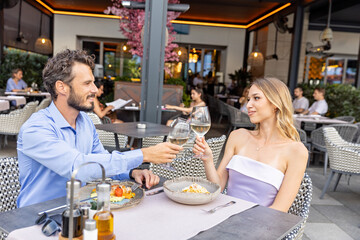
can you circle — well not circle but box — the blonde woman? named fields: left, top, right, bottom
left=193, top=78, right=308, bottom=212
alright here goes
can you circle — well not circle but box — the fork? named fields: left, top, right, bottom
left=202, top=201, right=236, bottom=214
left=131, top=183, right=140, bottom=192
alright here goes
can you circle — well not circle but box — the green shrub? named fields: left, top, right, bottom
left=298, top=83, right=360, bottom=121
left=114, top=76, right=131, bottom=82
left=0, top=47, right=48, bottom=89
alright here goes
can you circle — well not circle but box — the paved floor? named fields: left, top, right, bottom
left=1, top=122, right=359, bottom=240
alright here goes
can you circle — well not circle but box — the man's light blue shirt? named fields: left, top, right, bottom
left=17, top=102, right=143, bottom=207
left=6, top=78, right=27, bottom=92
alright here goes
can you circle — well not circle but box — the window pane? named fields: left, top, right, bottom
left=83, top=41, right=100, bottom=64
left=188, top=48, right=201, bottom=76
left=325, top=59, right=344, bottom=85
left=103, top=43, right=117, bottom=78
left=345, top=60, right=357, bottom=85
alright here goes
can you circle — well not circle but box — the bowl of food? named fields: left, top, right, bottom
left=163, top=177, right=221, bottom=205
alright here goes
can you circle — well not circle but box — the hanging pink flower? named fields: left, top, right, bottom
left=105, top=0, right=180, bottom=63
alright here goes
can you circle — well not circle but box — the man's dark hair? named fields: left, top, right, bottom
left=295, top=86, right=303, bottom=92
left=42, top=49, right=95, bottom=100
left=315, top=87, right=325, bottom=96
left=191, top=87, right=206, bottom=102
left=11, top=68, right=22, bottom=78
left=94, top=80, right=104, bottom=89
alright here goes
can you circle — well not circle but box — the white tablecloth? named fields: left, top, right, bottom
left=294, top=115, right=347, bottom=129
left=0, top=100, right=10, bottom=111
left=7, top=190, right=256, bottom=240
left=0, top=96, right=26, bottom=106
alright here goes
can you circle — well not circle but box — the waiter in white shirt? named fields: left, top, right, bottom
left=303, top=87, right=328, bottom=115
left=293, top=87, right=309, bottom=114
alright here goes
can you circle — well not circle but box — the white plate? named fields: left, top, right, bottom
left=163, top=177, right=221, bottom=205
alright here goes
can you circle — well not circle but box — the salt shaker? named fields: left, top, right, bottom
left=83, top=219, right=98, bottom=240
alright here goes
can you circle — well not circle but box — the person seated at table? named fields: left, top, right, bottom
left=193, top=72, right=203, bottom=88
left=17, top=49, right=182, bottom=207
left=292, top=87, right=309, bottom=114
left=6, top=68, right=31, bottom=92
left=165, top=87, right=206, bottom=126
left=93, top=81, right=123, bottom=123
left=302, top=87, right=328, bottom=115
left=236, top=86, right=250, bottom=113
left=193, top=77, right=308, bottom=212
left=227, top=79, right=238, bottom=95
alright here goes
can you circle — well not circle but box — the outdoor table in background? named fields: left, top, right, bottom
left=0, top=100, right=10, bottom=112
left=95, top=121, right=171, bottom=149
left=5, top=91, right=51, bottom=98
left=226, top=98, right=238, bottom=106
left=0, top=96, right=26, bottom=107
left=294, top=115, right=348, bottom=129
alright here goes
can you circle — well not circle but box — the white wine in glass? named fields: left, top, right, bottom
left=190, top=106, right=211, bottom=157
left=163, top=118, right=190, bottom=171
left=190, top=123, right=211, bottom=137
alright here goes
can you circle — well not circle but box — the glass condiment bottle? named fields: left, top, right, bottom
left=59, top=180, right=83, bottom=240
left=80, top=203, right=91, bottom=229
left=93, top=182, right=115, bottom=240
left=83, top=219, right=98, bottom=240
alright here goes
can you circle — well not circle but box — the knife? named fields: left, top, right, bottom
left=146, top=188, right=164, bottom=196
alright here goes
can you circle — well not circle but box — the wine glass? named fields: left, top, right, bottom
left=190, top=106, right=211, bottom=158
left=163, top=118, right=190, bottom=171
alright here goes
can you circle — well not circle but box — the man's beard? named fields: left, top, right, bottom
left=67, top=86, right=95, bottom=112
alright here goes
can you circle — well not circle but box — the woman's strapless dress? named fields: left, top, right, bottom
left=226, top=155, right=285, bottom=207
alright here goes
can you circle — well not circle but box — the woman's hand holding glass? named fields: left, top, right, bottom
left=193, top=136, right=213, bottom=164
left=190, top=106, right=211, bottom=157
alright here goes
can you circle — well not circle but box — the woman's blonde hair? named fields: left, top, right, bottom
left=251, top=77, right=300, bottom=142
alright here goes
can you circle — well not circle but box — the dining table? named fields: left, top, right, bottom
left=0, top=185, right=303, bottom=240
left=0, top=99, right=10, bottom=112
left=5, top=91, right=51, bottom=98
left=95, top=121, right=171, bottom=149
left=0, top=96, right=26, bottom=107
left=293, top=114, right=348, bottom=129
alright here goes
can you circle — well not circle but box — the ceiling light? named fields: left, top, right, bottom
left=247, top=30, right=264, bottom=67
left=34, top=12, right=52, bottom=54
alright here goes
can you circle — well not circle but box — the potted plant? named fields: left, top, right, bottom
left=228, top=68, right=252, bottom=96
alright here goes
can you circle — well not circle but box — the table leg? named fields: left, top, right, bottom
left=129, top=137, right=135, bottom=147
left=132, top=111, right=136, bottom=122
left=114, top=133, right=120, bottom=150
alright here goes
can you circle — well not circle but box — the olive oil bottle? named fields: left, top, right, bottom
left=93, top=182, right=115, bottom=240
